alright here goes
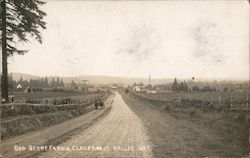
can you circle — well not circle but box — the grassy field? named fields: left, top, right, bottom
left=12, top=91, right=91, bottom=101
left=120, top=90, right=250, bottom=157
left=0, top=91, right=111, bottom=140
left=0, top=89, right=110, bottom=105
left=122, top=92, right=250, bottom=158
left=134, top=91, right=250, bottom=109
left=139, top=91, right=248, bottom=101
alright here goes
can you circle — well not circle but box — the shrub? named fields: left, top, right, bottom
left=125, top=89, right=129, bottom=93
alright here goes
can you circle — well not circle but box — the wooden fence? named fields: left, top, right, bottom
left=132, top=92, right=250, bottom=111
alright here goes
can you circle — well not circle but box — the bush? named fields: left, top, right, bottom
left=33, top=88, right=43, bottom=92
left=52, top=88, right=64, bottom=92
left=189, top=110, right=196, bottom=117
left=164, top=105, right=171, bottom=111
left=125, top=89, right=129, bottom=93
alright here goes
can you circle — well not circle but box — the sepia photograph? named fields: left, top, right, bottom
left=0, top=0, right=250, bottom=157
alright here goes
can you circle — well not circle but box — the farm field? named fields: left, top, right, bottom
left=0, top=94, right=115, bottom=158
left=0, top=91, right=111, bottom=140
left=137, top=91, right=249, bottom=102
left=10, top=91, right=97, bottom=103
left=121, top=91, right=250, bottom=158
left=133, top=91, right=250, bottom=110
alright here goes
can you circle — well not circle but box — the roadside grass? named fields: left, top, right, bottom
left=122, top=91, right=250, bottom=158
left=0, top=93, right=110, bottom=140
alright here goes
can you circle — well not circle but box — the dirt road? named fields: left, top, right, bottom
left=39, top=92, right=153, bottom=158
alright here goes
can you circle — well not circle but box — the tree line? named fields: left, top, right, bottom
left=171, top=78, right=189, bottom=92
left=7, top=74, right=65, bottom=89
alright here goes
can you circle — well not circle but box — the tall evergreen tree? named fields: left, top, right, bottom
left=1, top=0, right=46, bottom=102
left=18, top=76, right=23, bottom=84
left=51, top=78, right=56, bottom=88
left=56, top=77, right=60, bottom=87
left=8, top=73, right=16, bottom=89
left=60, top=79, right=64, bottom=87
left=44, top=76, right=48, bottom=87
left=179, top=82, right=184, bottom=92
left=171, top=78, right=178, bottom=92
left=184, top=80, right=188, bottom=92
left=70, top=80, right=76, bottom=88
left=41, top=78, right=44, bottom=87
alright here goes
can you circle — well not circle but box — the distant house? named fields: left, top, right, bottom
left=132, top=85, right=141, bottom=92
left=110, top=85, right=117, bottom=89
left=24, top=87, right=33, bottom=93
left=132, top=85, right=149, bottom=92
left=17, top=84, right=22, bottom=89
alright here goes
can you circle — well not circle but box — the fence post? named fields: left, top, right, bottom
left=218, top=96, right=221, bottom=107
left=211, top=97, right=214, bottom=106
left=202, top=97, right=204, bottom=108
left=230, top=95, right=233, bottom=108
left=246, top=94, right=249, bottom=110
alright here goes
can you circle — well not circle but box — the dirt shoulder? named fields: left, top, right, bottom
left=121, top=92, right=250, bottom=158
left=0, top=94, right=115, bottom=158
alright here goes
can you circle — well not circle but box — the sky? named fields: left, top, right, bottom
left=8, top=0, right=250, bottom=80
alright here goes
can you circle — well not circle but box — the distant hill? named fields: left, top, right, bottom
left=9, top=72, right=173, bottom=85
left=10, top=72, right=247, bottom=86
left=61, top=75, right=173, bottom=85
left=11, top=73, right=41, bottom=81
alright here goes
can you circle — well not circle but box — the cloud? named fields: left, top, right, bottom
left=8, top=1, right=249, bottom=79
left=117, top=24, right=162, bottom=62
left=190, top=20, right=225, bottom=64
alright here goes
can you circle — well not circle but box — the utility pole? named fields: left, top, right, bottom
left=83, top=80, right=88, bottom=95
left=148, top=75, right=151, bottom=90
left=149, top=75, right=151, bottom=85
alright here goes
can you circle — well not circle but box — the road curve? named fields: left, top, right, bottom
left=39, top=92, right=153, bottom=158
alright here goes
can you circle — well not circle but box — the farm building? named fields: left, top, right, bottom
left=132, top=85, right=157, bottom=93
left=133, top=86, right=141, bottom=92
left=16, top=84, right=22, bottom=89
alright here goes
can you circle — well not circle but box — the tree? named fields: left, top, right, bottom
left=171, top=78, right=178, bottom=92
left=70, top=80, right=76, bottom=88
left=171, top=79, right=189, bottom=92
left=60, top=79, right=64, bottom=87
left=51, top=78, right=56, bottom=88
left=184, top=81, right=188, bottom=92
left=41, top=78, right=44, bottom=87
left=44, top=76, right=48, bottom=87
left=8, top=73, right=16, bottom=89
left=192, top=85, right=200, bottom=92
left=56, top=77, right=60, bottom=87
left=179, top=82, right=183, bottom=91
left=1, top=0, right=46, bottom=102
left=18, top=76, right=23, bottom=85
